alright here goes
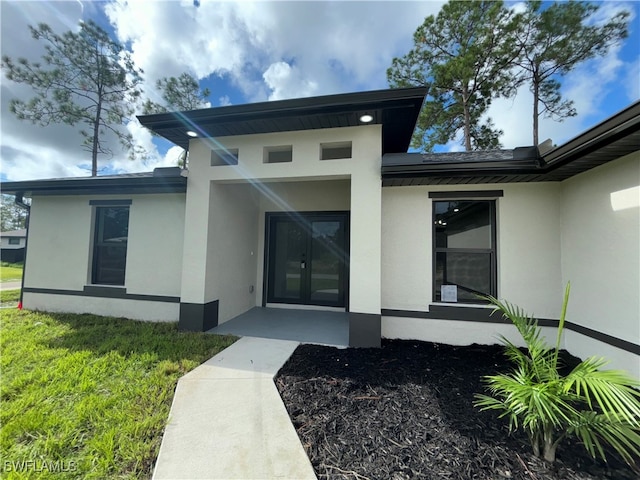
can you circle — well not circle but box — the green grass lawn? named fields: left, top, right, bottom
left=1, top=262, right=23, bottom=282
left=0, top=289, right=20, bottom=306
left=0, top=310, right=236, bottom=479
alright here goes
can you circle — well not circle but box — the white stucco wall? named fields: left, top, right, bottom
left=381, top=156, right=639, bottom=378
left=183, top=125, right=383, bottom=320
left=23, top=193, right=186, bottom=322
left=382, top=183, right=562, bottom=315
left=382, top=316, right=559, bottom=348
left=350, top=165, right=382, bottom=315
left=381, top=187, right=430, bottom=311
left=188, top=125, right=378, bottom=183
left=25, top=196, right=94, bottom=291
left=560, top=152, right=640, bottom=377
left=497, top=182, right=563, bottom=315
left=126, top=194, right=186, bottom=297
left=23, top=293, right=179, bottom=322
left=381, top=182, right=563, bottom=346
left=206, top=184, right=259, bottom=324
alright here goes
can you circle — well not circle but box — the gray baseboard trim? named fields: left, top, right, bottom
left=564, top=321, right=640, bottom=355
left=179, top=300, right=219, bottom=332
left=349, top=312, right=381, bottom=348
left=382, top=306, right=556, bottom=327
left=381, top=307, right=640, bottom=355
left=23, top=286, right=180, bottom=303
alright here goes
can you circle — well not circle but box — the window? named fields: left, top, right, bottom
left=92, top=206, right=130, bottom=285
left=8, top=238, right=20, bottom=245
left=264, top=145, right=292, bottom=163
left=320, top=141, right=352, bottom=160
left=433, top=199, right=497, bottom=303
left=211, top=148, right=239, bottom=166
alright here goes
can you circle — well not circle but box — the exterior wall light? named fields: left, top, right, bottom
left=359, top=114, right=374, bottom=123
left=186, top=130, right=198, bottom=137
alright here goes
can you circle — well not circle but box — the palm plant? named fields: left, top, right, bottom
left=474, top=283, right=640, bottom=464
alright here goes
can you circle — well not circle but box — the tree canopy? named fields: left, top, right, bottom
left=1, top=20, right=143, bottom=176
left=514, top=1, right=629, bottom=145
left=389, top=0, right=630, bottom=151
left=142, top=73, right=211, bottom=114
left=388, top=1, right=521, bottom=152
left=0, top=195, right=28, bottom=232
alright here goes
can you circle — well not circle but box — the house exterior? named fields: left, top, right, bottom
left=1, top=87, right=638, bottom=377
left=1, top=229, right=27, bottom=263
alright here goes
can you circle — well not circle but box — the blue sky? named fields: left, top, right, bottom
left=1, top=1, right=638, bottom=181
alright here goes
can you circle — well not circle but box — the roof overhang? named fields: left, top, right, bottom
left=0, top=168, right=187, bottom=196
left=137, top=87, right=428, bottom=155
left=540, top=100, right=640, bottom=180
left=382, top=101, right=640, bottom=186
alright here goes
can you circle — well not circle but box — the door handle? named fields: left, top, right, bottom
left=300, top=261, right=306, bottom=269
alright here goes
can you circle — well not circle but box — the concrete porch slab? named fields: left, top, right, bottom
left=209, top=307, right=349, bottom=347
left=153, top=336, right=316, bottom=480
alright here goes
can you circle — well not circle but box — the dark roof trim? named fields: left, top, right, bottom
left=429, top=190, right=504, bottom=199
left=539, top=100, right=640, bottom=179
left=140, top=88, right=427, bottom=124
left=383, top=101, right=640, bottom=186
left=0, top=169, right=187, bottom=196
left=138, top=87, right=428, bottom=155
left=543, top=100, right=640, bottom=166
left=382, top=147, right=545, bottom=185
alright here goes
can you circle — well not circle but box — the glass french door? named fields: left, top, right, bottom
left=266, top=212, right=348, bottom=307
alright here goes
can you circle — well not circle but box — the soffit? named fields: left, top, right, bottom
left=137, top=87, right=428, bottom=155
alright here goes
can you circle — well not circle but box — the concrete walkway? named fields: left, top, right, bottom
left=152, top=336, right=316, bottom=480
left=0, top=281, right=21, bottom=291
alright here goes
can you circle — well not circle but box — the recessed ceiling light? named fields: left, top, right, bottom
left=186, top=130, right=198, bottom=137
left=359, top=114, right=373, bottom=123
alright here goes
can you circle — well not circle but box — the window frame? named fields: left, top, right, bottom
left=320, top=141, right=352, bottom=160
left=263, top=145, right=293, bottom=164
left=211, top=148, right=239, bottom=166
left=90, top=201, right=131, bottom=286
left=430, top=192, right=501, bottom=304
left=8, top=237, right=20, bottom=245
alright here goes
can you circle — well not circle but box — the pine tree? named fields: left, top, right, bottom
left=142, top=73, right=211, bottom=114
left=515, top=1, right=629, bottom=145
left=387, top=1, right=521, bottom=151
left=2, top=21, right=143, bottom=176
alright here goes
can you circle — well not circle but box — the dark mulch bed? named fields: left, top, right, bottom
left=275, top=339, right=639, bottom=480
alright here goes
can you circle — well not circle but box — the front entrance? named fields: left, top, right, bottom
left=265, top=212, right=349, bottom=308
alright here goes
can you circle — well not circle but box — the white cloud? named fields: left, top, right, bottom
left=104, top=0, right=442, bottom=99
left=588, top=1, right=635, bottom=27
left=624, top=58, right=640, bottom=102
left=1, top=130, right=89, bottom=181
left=1, top=0, right=637, bottom=179
left=0, top=1, right=156, bottom=181
left=263, top=61, right=319, bottom=100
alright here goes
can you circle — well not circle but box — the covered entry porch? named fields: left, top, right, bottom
left=180, top=174, right=383, bottom=347
left=209, top=307, right=349, bottom=347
